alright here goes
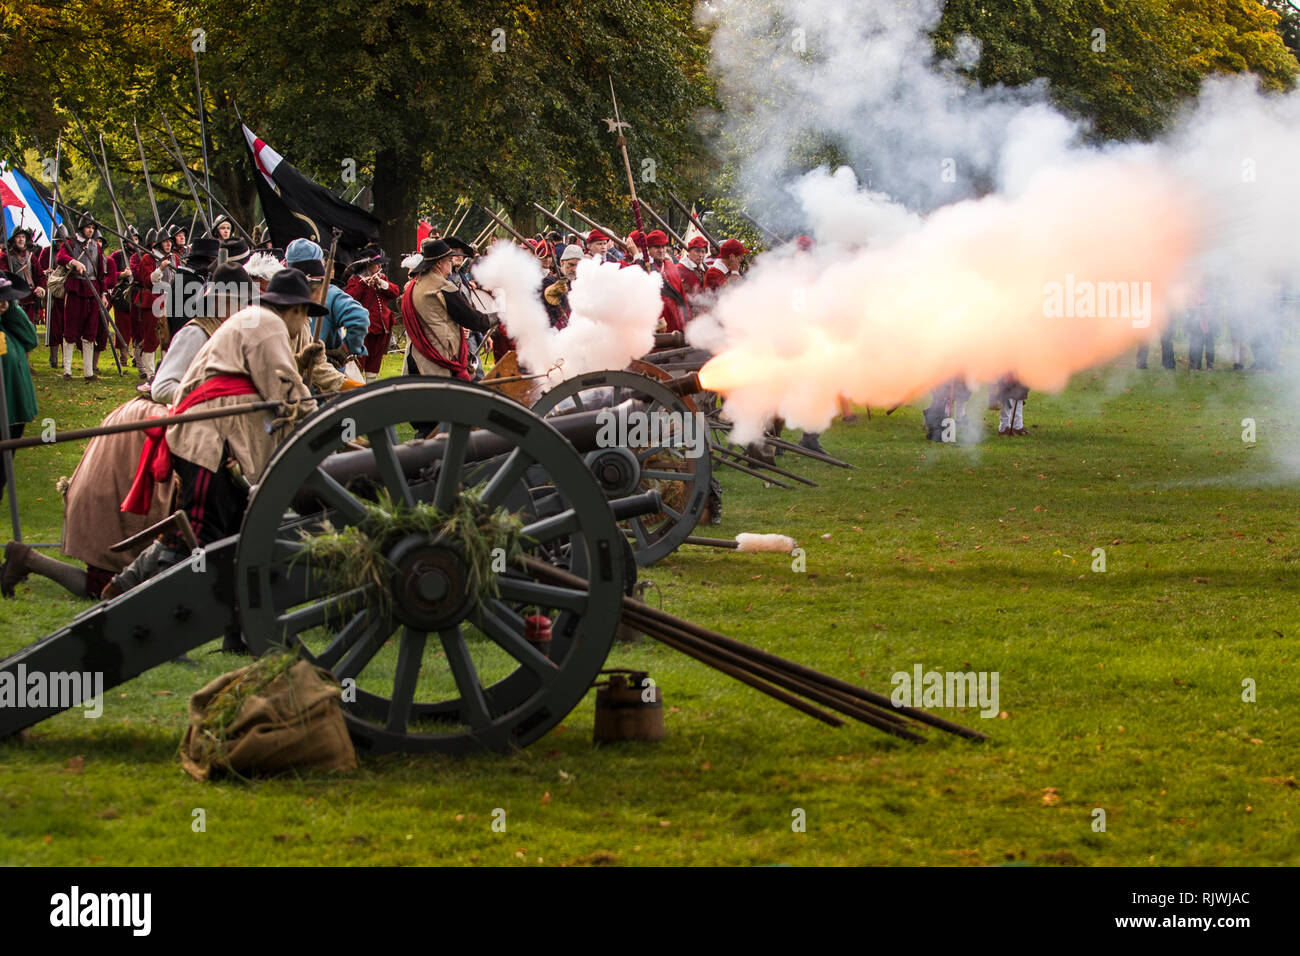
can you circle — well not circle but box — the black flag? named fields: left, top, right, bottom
left=241, top=124, right=379, bottom=252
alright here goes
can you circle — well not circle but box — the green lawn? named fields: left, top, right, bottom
left=1, top=342, right=1297, bottom=866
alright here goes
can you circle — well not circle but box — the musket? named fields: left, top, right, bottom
left=470, top=210, right=502, bottom=248
left=568, top=207, right=625, bottom=247
left=638, top=198, right=686, bottom=247
left=158, top=112, right=212, bottom=232
left=531, top=202, right=586, bottom=241
left=132, top=117, right=162, bottom=230
left=606, top=77, right=648, bottom=262
left=29, top=133, right=61, bottom=345
left=480, top=207, right=531, bottom=247
left=739, top=210, right=786, bottom=245
left=666, top=192, right=718, bottom=248
left=313, top=226, right=342, bottom=339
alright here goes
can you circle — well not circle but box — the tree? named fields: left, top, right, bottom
left=934, top=0, right=1298, bottom=142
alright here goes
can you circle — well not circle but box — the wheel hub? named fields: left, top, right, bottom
left=388, top=535, right=473, bottom=631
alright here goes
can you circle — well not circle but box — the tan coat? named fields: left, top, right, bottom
left=62, top=398, right=174, bottom=572
left=167, top=306, right=316, bottom=481
left=402, top=271, right=462, bottom=378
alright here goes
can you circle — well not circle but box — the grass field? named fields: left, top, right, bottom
left=1, top=340, right=1297, bottom=866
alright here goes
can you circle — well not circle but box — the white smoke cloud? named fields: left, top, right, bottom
left=695, top=0, right=1300, bottom=460
left=473, top=244, right=662, bottom=380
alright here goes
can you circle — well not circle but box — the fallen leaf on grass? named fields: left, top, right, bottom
left=1042, top=788, right=1061, bottom=807
left=540, top=791, right=551, bottom=805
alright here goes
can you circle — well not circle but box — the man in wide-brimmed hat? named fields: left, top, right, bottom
left=343, top=244, right=399, bottom=382
left=105, top=268, right=323, bottom=607
left=400, top=237, right=494, bottom=385
left=4, top=227, right=45, bottom=326
left=55, top=211, right=113, bottom=382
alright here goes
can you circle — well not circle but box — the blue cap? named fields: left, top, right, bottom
left=285, top=238, right=324, bottom=264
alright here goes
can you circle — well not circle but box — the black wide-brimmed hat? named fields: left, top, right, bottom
left=443, top=236, right=476, bottom=257
left=258, top=267, right=327, bottom=315
left=0, top=271, right=32, bottom=303
left=409, top=238, right=455, bottom=274
left=220, top=237, right=251, bottom=264
left=6, top=227, right=33, bottom=247
left=185, top=237, right=221, bottom=268
left=201, top=262, right=253, bottom=306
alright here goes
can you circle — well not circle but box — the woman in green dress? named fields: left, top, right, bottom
left=0, top=271, right=39, bottom=441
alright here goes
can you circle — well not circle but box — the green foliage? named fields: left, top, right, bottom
left=934, top=0, right=1299, bottom=142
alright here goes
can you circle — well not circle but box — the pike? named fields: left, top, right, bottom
left=157, top=141, right=254, bottom=246
left=471, top=208, right=507, bottom=248
left=605, top=76, right=649, bottom=261
left=567, top=206, right=624, bottom=248
left=666, top=191, right=718, bottom=248
left=638, top=198, right=685, bottom=247
left=531, top=202, right=585, bottom=241
left=193, top=54, right=215, bottom=224
left=132, top=117, right=162, bottom=230
left=480, top=207, right=531, bottom=247
left=447, top=203, right=472, bottom=238
left=158, top=112, right=212, bottom=232
left=30, top=132, right=61, bottom=346
left=442, top=201, right=464, bottom=236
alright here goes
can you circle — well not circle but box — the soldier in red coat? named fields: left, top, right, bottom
left=344, top=246, right=400, bottom=382
left=55, top=212, right=112, bottom=381
left=130, top=228, right=174, bottom=381
left=703, top=238, right=749, bottom=293
left=678, top=236, right=710, bottom=303
left=644, top=229, right=689, bottom=334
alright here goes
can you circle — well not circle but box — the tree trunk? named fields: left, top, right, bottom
left=372, top=146, right=418, bottom=262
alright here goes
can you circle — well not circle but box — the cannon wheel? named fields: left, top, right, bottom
left=236, top=379, right=625, bottom=755
left=530, top=368, right=710, bottom=566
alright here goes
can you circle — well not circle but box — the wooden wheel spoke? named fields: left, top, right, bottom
left=497, top=576, right=588, bottom=612
left=275, top=584, right=369, bottom=635
left=440, top=626, right=492, bottom=729
left=385, top=626, right=428, bottom=733
left=305, top=467, right=370, bottom=524
left=520, top=508, right=580, bottom=545
left=657, top=501, right=684, bottom=521
left=315, top=611, right=373, bottom=671
left=473, top=603, right=559, bottom=683
left=480, top=447, right=534, bottom=509
left=334, top=619, right=391, bottom=681
left=630, top=517, right=651, bottom=548
left=368, top=426, right=414, bottom=508
left=434, top=423, right=471, bottom=513
left=636, top=443, right=675, bottom=462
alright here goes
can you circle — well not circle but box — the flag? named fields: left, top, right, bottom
left=1, top=163, right=63, bottom=246
left=417, top=220, right=433, bottom=245
left=241, top=124, right=380, bottom=252
left=681, top=203, right=704, bottom=249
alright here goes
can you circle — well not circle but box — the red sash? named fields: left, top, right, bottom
left=400, top=278, right=470, bottom=381
left=120, top=374, right=259, bottom=515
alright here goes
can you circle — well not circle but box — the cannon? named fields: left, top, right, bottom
left=0, top=378, right=670, bottom=755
